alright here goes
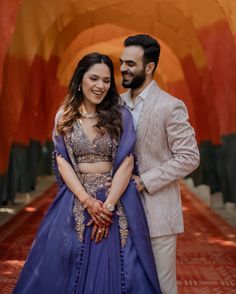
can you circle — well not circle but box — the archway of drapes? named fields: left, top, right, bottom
left=1, top=0, right=236, bottom=202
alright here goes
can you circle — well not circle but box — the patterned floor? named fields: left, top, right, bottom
left=177, top=182, right=236, bottom=293
left=0, top=183, right=236, bottom=294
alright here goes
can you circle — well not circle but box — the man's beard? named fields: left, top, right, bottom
left=122, top=68, right=146, bottom=89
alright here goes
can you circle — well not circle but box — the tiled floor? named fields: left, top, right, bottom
left=0, top=176, right=55, bottom=226
left=184, top=178, right=236, bottom=229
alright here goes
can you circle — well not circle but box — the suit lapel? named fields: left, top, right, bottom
left=136, top=81, right=161, bottom=140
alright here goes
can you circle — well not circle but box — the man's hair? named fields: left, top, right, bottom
left=124, top=34, right=160, bottom=73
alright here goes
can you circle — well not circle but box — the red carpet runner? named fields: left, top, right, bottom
left=0, top=183, right=236, bottom=293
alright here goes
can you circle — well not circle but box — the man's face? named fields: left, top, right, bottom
left=120, top=46, right=146, bottom=89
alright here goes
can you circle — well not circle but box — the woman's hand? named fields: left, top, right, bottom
left=92, top=224, right=109, bottom=243
left=87, top=220, right=109, bottom=243
left=84, top=197, right=113, bottom=227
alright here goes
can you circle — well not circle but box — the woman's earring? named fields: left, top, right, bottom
left=78, top=85, right=81, bottom=92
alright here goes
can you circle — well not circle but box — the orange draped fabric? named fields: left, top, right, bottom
left=1, top=0, right=236, bottom=174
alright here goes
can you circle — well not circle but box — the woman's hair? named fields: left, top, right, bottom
left=57, top=52, right=122, bottom=140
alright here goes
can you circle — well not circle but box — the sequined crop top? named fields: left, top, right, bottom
left=66, top=120, right=118, bottom=164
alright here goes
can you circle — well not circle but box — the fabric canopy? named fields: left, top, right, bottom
left=1, top=0, right=236, bottom=203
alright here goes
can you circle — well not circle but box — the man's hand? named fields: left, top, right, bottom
left=132, top=175, right=145, bottom=192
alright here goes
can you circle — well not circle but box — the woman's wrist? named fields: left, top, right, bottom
left=81, top=195, right=93, bottom=208
left=104, top=197, right=116, bottom=212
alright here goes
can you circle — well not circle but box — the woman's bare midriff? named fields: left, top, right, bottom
left=78, top=161, right=112, bottom=174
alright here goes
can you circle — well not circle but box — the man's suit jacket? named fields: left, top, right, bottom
left=121, top=81, right=200, bottom=238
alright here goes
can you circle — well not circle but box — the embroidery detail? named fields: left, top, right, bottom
left=72, top=173, right=110, bottom=241
left=73, top=198, right=85, bottom=242
left=63, top=121, right=120, bottom=243
left=72, top=121, right=116, bottom=164
left=81, top=173, right=110, bottom=198
left=117, top=201, right=129, bottom=247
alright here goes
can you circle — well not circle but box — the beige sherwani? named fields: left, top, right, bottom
left=122, top=81, right=199, bottom=294
left=121, top=81, right=200, bottom=237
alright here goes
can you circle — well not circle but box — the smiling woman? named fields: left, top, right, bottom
left=57, top=53, right=122, bottom=140
left=13, top=52, right=162, bottom=294
left=82, top=63, right=111, bottom=106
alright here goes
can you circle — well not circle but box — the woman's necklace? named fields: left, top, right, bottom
left=79, top=111, right=98, bottom=119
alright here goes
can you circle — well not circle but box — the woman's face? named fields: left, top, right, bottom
left=81, top=63, right=111, bottom=107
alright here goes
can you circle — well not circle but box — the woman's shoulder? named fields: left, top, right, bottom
left=53, top=108, right=64, bottom=137
left=55, top=107, right=64, bottom=125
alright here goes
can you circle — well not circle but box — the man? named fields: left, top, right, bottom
left=120, top=34, right=200, bottom=294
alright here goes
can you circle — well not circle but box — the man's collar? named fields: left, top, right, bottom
left=138, top=80, right=155, bottom=100
left=123, top=80, right=155, bottom=107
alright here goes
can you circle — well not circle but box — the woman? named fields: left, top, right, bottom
left=14, top=53, right=161, bottom=294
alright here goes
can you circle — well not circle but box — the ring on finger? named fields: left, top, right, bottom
left=98, top=229, right=102, bottom=233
